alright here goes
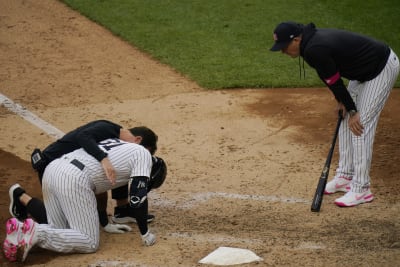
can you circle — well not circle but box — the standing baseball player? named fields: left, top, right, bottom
left=9, top=120, right=157, bottom=229
left=3, top=138, right=167, bottom=262
left=270, top=21, right=399, bottom=207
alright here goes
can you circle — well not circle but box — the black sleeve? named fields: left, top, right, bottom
left=96, top=191, right=110, bottom=227
left=111, top=184, right=129, bottom=200
left=98, top=209, right=109, bottom=227
left=42, top=120, right=122, bottom=162
left=305, top=47, right=357, bottom=112
left=325, top=79, right=357, bottom=112
left=132, top=199, right=149, bottom=235
left=75, top=120, right=122, bottom=161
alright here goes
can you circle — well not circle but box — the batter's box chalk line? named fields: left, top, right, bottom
left=150, top=191, right=310, bottom=209
left=0, top=93, right=65, bottom=139
left=169, top=231, right=263, bottom=245
left=89, top=260, right=151, bottom=267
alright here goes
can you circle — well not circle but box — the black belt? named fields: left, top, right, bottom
left=70, top=159, right=85, bottom=171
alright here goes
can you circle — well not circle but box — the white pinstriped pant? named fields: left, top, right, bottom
left=335, top=49, right=399, bottom=193
left=36, top=157, right=100, bottom=253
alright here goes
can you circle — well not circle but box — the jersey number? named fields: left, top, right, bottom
left=99, top=138, right=125, bottom=151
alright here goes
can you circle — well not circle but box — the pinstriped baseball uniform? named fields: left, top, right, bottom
left=297, top=23, right=400, bottom=193
left=36, top=138, right=152, bottom=253
left=337, top=50, right=399, bottom=192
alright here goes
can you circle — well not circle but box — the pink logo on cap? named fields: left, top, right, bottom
left=273, top=33, right=278, bottom=41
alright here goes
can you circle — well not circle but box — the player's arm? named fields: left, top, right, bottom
left=129, top=176, right=148, bottom=209
left=306, top=47, right=363, bottom=135
left=322, top=75, right=357, bottom=113
left=76, top=120, right=122, bottom=184
left=305, top=47, right=357, bottom=113
left=96, top=192, right=132, bottom=234
left=129, top=175, right=156, bottom=246
left=128, top=149, right=152, bottom=209
left=132, top=198, right=149, bottom=235
left=132, top=198, right=156, bottom=246
left=75, top=120, right=121, bottom=161
left=128, top=147, right=155, bottom=245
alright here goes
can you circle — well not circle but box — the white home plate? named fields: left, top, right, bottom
left=199, top=246, right=263, bottom=265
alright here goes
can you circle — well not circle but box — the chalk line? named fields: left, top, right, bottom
left=169, top=232, right=263, bottom=244
left=89, top=261, right=149, bottom=267
left=150, top=191, right=310, bottom=210
left=0, top=93, right=65, bottom=139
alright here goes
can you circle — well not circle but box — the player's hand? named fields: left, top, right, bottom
left=141, top=231, right=156, bottom=246
left=129, top=177, right=148, bottom=208
left=103, top=223, right=132, bottom=234
left=348, top=112, right=364, bottom=136
left=101, top=157, right=116, bottom=185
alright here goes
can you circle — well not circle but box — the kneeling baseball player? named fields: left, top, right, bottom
left=9, top=120, right=158, bottom=231
left=3, top=138, right=167, bottom=262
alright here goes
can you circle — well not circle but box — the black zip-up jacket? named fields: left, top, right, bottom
left=42, top=120, right=121, bottom=163
left=300, top=23, right=390, bottom=112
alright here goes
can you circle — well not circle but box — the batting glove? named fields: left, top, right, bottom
left=130, top=176, right=148, bottom=208
left=141, top=231, right=156, bottom=246
left=103, top=223, right=132, bottom=234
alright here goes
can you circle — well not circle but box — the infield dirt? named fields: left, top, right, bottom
left=0, top=1, right=399, bottom=266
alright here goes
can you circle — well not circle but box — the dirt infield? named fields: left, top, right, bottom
left=1, top=1, right=400, bottom=266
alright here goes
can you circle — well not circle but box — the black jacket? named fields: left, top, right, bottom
left=43, top=120, right=121, bottom=163
left=300, top=23, right=390, bottom=111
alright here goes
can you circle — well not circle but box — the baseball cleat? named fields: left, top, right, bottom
left=324, top=175, right=352, bottom=194
left=3, top=218, right=24, bottom=262
left=334, top=189, right=374, bottom=207
left=18, top=218, right=38, bottom=262
left=9, top=183, right=28, bottom=221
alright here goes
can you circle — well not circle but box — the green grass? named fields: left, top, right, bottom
left=61, top=0, right=400, bottom=88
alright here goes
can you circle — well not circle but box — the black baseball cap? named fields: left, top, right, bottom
left=270, top=22, right=303, bottom=51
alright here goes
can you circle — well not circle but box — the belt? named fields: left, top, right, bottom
left=70, top=159, right=85, bottom=171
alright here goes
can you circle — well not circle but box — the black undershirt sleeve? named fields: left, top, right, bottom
left=132, top=199, right=149, bottom=235
left=326, top=79, right=357, bottom=112
left=43, top=120, right=122, bottom=162
left=75, top=120, right=122, bottom=161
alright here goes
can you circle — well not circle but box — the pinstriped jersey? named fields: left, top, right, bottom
left=63, top=138, right=152, bottom=194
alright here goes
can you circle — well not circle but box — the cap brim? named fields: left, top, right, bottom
left=270, top=41, right=290, bottom=51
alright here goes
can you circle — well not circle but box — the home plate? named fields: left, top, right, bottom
left=199, top=247, right=263, bottom=265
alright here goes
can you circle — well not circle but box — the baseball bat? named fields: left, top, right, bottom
left=311, top=111, right=343, bottom=212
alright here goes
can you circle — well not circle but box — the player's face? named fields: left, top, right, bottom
left=282, top=38, right=301, bottom=58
